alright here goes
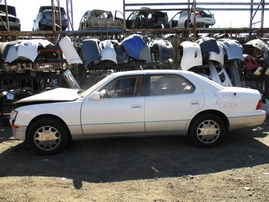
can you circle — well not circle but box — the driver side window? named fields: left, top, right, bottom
left=100, top=76, right=143, bottom=98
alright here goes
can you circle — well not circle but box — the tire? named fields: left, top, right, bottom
left=184, top=21, right=188, bottom=28
left=39, top=23, right=43, bottom=31
left=188, top=114, right=225, bottom=148
left=27, top=118, right=70, bottom=155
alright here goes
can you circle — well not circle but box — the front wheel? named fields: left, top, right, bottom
left=27, top=118, right=70, bottom=155
left=188, top=114, right=226, bottom=148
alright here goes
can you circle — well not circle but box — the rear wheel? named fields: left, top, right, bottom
left=188, top=114, right=225, bottom=148
left=27, top=118, right=70, bottom=155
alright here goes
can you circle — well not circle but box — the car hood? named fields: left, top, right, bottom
left=14, top=88, right=81, bottom=104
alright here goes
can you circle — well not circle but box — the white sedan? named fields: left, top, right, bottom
left=169, top=8, right=216, bottom=28
left=9, top=70, right=266, bottom=155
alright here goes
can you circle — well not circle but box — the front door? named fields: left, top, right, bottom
left=81, top=75, right=145, bottom=136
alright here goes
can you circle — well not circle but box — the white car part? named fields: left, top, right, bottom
left=180, top=41, right=202, bottom=71
left=6, top=39, right=53, bottom=63
left=208, top=61, right=233, bottom=87
left=100, top=40, right=118, bottom=64
left=59, top=36, right=83, bottom=64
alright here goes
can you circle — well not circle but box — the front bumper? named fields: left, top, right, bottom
left=9, top=119, right=27, bottom=140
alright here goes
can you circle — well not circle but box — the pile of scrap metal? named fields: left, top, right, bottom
left=179, top=37, right=245, bottom=87
left=1, top=35, right=268, bottom=86
left=242, top=37, right=269, bottom=115
left=179, top=36, right=269, bottom=86
left=178, top=36, right=269, bottom=114
left=0, top=37, right=83, bottom=114
left=242, top=38, right=269, bottom=78
left=79, top=34, right=175, bottom=70
left=0, top=39, right=65, bottom=64
left=0, top=35, right=269, bottom=114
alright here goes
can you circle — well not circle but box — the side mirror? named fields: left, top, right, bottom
left=90, top=92, right=101, bottom=101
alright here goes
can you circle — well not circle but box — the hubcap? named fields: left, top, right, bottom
left=196, top=120, right=220, bottom=144
left=34, top=126, right=61, bottom=151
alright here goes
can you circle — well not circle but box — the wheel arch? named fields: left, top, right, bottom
left=188, top=110, right=229, bottom=133
left=25, top=114, right=72, bottom=141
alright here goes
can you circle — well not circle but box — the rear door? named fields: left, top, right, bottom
left=145, top=73, right=204, bottom=133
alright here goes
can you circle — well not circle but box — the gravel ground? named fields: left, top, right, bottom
left=0, top=116, right=269, bottom=201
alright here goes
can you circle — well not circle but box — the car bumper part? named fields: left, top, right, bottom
left=228, top=112, right=266, bottom=131
left=10, top=124, right=27, bottom=140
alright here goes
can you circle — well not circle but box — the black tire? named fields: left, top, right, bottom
left=188, top=114, right=225, bottom=148
left=27, top=118, right=70, bottom=155
left=184, top=21, right=188, bottom=28
left=39, top=23, right=43, bottom=31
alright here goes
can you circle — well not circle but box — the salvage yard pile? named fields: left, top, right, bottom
left=1, top=34, right=269, bottom=85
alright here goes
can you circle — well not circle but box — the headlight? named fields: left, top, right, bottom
left=10, top=110, right=18, bottom=121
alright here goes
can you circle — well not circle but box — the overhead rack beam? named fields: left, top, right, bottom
left=125, top=2, right=269, bottom=6
left=123, top=0, right=268, bottom=37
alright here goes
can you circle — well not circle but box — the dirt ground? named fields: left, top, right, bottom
left=0, top=116, right=269, bottom=202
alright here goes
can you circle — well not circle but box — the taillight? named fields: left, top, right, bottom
left=256, top=99, right=263, bottom=110
left=195, top=12, right=201, bottom=17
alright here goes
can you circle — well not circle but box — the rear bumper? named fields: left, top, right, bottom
left=228, top=112, right=266, bottom=131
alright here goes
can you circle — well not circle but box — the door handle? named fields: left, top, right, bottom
left=190, top=100, right=200, bottom=105
left=132, top=105, right=142, bottom=109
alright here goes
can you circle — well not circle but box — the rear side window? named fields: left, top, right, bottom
left=150, top=74, right=194, bottom=96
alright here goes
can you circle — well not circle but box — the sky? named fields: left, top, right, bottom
left=0, top=0, right=268, bottom=31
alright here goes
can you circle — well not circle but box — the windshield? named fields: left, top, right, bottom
left=79, top=74, right=114, bottom=97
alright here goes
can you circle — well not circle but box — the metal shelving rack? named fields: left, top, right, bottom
left=0, top=0, right=269, bottom=94
left=1, top=0, right=269, bottom=40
